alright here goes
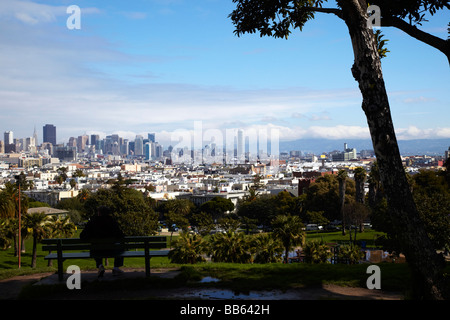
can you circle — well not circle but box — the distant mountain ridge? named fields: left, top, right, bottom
left=279, top=138, right=450, bottom=156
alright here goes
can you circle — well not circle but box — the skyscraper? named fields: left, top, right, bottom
left=135, top=135, right=144, bottom=156
left=43, top=124, right=56, bottom=145
left=33, top=126, right=38, bottom=146
left=4, top=131, right=13, bottom=145
left=91, top=134, right=99, bottom=149
left=237, top=129, right=244, bottom=163
left=4, top=131, right=14, bottom=153
left=77, top=135, right=89, bottom=152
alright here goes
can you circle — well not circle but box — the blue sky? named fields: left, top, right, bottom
left=0, top=0, right=448, bottom=148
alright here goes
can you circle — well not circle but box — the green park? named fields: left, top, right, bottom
left=1, top=163, right=449, bottom=300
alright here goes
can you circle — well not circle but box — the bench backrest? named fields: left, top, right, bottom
left=42, top=236, right=167, bottom=252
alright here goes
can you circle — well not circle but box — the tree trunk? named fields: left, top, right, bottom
left=285, top=247, right=289, bottom=264
left=31, top=235, right=37, bottom=268
left=355, top=178, right=365, bottom=203
left=337, top=0, right=446, bottom=300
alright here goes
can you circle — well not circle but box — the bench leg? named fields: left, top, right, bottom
left=145, top=241, right=150, bottom=277
left=57, top=240, right=64, bottom=282
left=57, top=258, right=64, bottom=282
left=145, top=256, right=151, bottom=277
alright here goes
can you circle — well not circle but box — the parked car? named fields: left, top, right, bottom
left=306, top=224, right=323, bottom=231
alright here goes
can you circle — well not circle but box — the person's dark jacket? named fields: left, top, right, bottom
left=80, top=214, right=124, bottom=240
left=80, top=214, right=125, bottom=257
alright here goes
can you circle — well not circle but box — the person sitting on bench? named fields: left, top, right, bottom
left=80, top=205, right=125, bottom=277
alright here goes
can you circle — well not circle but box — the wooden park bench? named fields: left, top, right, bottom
left=42, top=236, right=170, bottom=281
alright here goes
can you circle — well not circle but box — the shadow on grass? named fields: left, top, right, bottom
left=17, top=262, right=417, bottom=300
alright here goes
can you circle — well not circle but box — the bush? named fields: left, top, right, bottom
left=169, top=232, right=206, bottom=264
left=303, top=240, right=332, bottom=264
left=208, top=231, right=251, bottom=263
left=337, top=244, right=364, bottom=264
left=251, top=233, right=284, bottom=263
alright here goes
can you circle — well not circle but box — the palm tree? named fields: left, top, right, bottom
left=337, top=244, right=364, bottom=264
left=49, top=216, right=77, bottom=238
left=251, top=233, right=284, bottom=263
left=337, top=169, right=347, bottom=235
left=0, top=218, right=15, bottom=250
left=0, top=186, right=16, bottom=219
left=24, top=212, right=50, bottom=268
left=165, top=199, right=195, bottom=246
left=76, top=188, right=91, bottom=203
left=303, top=240, right=332, bottom=264
left=73, top=169, right=85, bottom=178
left=170, top=199, right=194, bottom=216
left=353, top=167, right=366, bottom=204
left=46, top=216, right=77, bottom=266
left=57, top=166, right=69, bottom=181
left=0, top=181, right=29, bottom=256
left=168, top=232, right=206, bottom=264
left=69, top=179, right=77, bottom=190
left=271, top=215, right=305, bottom=264
left=208, top=231, right=251, bottom=263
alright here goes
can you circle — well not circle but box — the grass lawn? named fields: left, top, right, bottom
left=0, top=230, right=176, bottom=280
left=1, top=229, right=388, bottom=282
left=3, top=228, right=448, bottom=299
left=305, top=229, right=384, bottom=247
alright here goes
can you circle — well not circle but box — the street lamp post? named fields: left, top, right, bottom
left=18, top=182, right=21, bottom=269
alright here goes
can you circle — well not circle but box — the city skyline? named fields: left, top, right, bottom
left=2, top=123, right=449, bottom=158
left=0, top=0, right=448, bottom=145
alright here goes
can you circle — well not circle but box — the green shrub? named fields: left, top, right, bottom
left=337, top=244, right=364, bottom=264
left=303, top=240, right=332, bottom=264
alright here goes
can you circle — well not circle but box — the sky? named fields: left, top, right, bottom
left=0, top=0, right=449, bottom=149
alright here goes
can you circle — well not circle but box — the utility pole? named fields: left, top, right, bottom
left=18, top=182, right=21, bottom=269
left=15, top=175, right=22, bottom=269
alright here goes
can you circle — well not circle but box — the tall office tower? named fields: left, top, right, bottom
left=104, top=135, right=113, bottom=154
left=144, top=142, right=151, bottom=160
left=33, top=126, right=38, bottom=146
left=77, top=135, right=89, bottom=152
left=104, top=135, right=120, bottom=155
left=237, top=129, right=244, bottom=163
left=25, top=137, right=36, bottom=151
left=128, top=141, right=135, bottom=155
left=68, top=137, right=77, bottom=148
left=43, top=124, right=56, bottom=145
left=121, top=139, right=129, bottom=155
left=4, top=131, right=14, bottom=153
left=148, top=133, right=155, bottom=143
left=91, top=134, right=99, bottom=149
left=155, top=143, right=163, bottom=159
left=134, top=135, right=144, bottom=156
left=4, top=131, right=13, bottom=145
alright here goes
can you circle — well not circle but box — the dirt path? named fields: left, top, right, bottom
left=0, top=268, right=404, bottom=300
left=0, top=272, right=55, bottom=300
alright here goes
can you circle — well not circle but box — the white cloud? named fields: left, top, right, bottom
left=0, top=0, right=100, bottom=25
left=396, top=126, right=450, bottom=140
left=0, top=1, right=447, bottom=147
left=403, top=96, right=436, bottom=104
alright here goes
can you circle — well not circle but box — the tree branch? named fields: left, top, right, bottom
left=383, top=16, right=450, bottom=65
left=304, top=7, right=343, bottom=19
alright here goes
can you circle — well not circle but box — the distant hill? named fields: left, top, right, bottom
left=279, top=138, right=450, bottom=156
